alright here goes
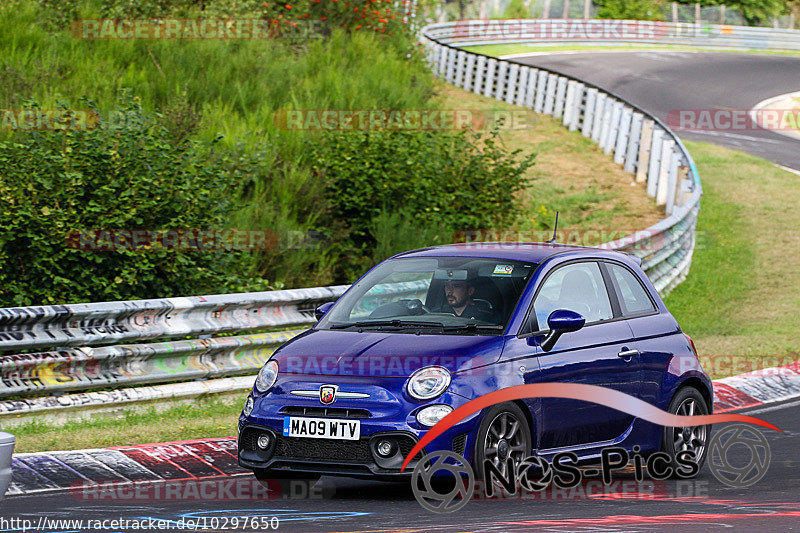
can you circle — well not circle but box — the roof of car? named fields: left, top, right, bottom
left=392, top=242, right=632, bottom=264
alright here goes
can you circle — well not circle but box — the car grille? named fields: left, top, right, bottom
left=452, top=433, right=468, bottom=456
left=272, top=433, right=423, bottom=463
left=239, top=427, right=263, bottom=452
left=274, top=436, right=372, bottom=462
left=280, top=406, right=371, bottom=419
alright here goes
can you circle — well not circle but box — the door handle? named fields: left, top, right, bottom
left=618, top=349, right=639, bottom=359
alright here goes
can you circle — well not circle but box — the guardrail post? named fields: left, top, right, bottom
left=582, top=88, right=598, bottom=137
left=614, top=106, right=633, bottom=164
left=524, top=68, right=538, bottom=108
left=516, top=66, right=531, bottom=107
left=534, top=70, right=548, bottom=113
left=665, top=149, right=681, bottom=214
left=637, top=119, right=655, bottom=183
left=624, top=112, right=644, bottom=173
left=495, top=60, right=509, bottom=100
left=570, top=83, right=585, bottom=131
left=437, top=45, right=448, bottom=77
left=647, top=128, right=665, bottom=197
left=592, top=93, right=608, bottom=143
left=656, top=139, right=676, bottom=206
left=473, top=55, right=487, bottom=95
left=544, top=73, right=558, bottom=115
left=428, top=41, right=440, bottom=70
left=554, top=77, right=568, bottom=118
left=463, top=54, right=476, bottom=92
left=563, top=80, right=577, bottom=126
left=445, top=48, right=457, bottom=83
left=454, top=51, right=467, bottom=88
left=605, top=101, right=623, bottom=155
left=483, top=58, right=498, bottom=98
left=505, top=63, right=520, bottom=104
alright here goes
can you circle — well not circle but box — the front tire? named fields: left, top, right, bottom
left=661, top=386, right=711, bottom=477
left=473, top=403, right=531, bottom=481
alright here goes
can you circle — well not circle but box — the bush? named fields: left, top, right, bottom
left=595, top=0, right=666, bottom=20
left=0, top=95, right=275, bottom=307
left=311, top=128, right=536, bottom=279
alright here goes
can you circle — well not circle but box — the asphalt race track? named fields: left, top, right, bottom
left=514, top=50, right=800, bottom=171
left=2, top=400, right=798, bottom=532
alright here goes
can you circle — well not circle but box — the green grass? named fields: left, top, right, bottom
left=463, top=43, right=800, bottom=57
left=12, top=397, right=242, bottom=453
left=665, top=141, right=800, bottom=375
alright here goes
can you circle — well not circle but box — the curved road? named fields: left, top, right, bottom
left=514, top=50, right=800, bottom=170
left=2, top=51, right=799, bottom=532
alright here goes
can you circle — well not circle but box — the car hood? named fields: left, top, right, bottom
left=271, top=328, right=504, bottom=377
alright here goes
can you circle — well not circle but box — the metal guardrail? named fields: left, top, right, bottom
left=0, top=281, right=432, bottom=409
left=424, top=19, right=800, bottom=51
left=420, top=21, right=703, bottom=296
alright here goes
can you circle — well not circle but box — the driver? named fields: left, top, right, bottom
left=440, top=279, right=500, bottom=323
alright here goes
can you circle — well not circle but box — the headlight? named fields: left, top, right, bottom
left=417, top=404, right=453, bottom=427
left=407, top=366, right=451, bottom=400
left=255, top=360, right=278, bottom=393
left=242, top=396, right=254, bottom=417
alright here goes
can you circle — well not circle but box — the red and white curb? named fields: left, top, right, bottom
left=713, top=360, right=800, bottom=413
left=7, top=360, right=800, bottom=496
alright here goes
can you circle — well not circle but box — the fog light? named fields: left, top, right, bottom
left=376, top=440, right=395, bottom=457
left=242, top=396, right=254, bottom=417
left=416, top=404, right=453, bottom=427
left=257, top=434, right=271, bottom=449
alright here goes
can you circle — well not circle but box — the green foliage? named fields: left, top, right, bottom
left=595, top=0, right=667, bottom=20
left=0, top=0, right=540, bottom=305
left=502, top=0, right=530, bottom=19
left=0, top=95, right=276, bottom=307
left=311, top=128, right=536, bottom=279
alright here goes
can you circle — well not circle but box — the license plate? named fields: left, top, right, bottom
left=282, top=417, right=361, bottom=441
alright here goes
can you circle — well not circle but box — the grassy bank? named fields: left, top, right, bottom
left=664, top=141, right=800, bottom=375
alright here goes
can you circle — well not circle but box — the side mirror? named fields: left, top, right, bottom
left=315, top=301, right=335, bottom=321
left=541, top=309, right=585, bottom=352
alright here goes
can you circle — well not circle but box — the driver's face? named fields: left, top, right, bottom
left=444, top=281, right=471, bottom=308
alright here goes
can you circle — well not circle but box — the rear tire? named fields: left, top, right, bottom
left=660, top=386, right=711, bottom=478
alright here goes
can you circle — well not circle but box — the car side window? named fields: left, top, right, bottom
left=608, top=263, right=656, bottom=316
left=532, top=262, right=613, bottom=330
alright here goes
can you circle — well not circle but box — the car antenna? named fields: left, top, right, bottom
left=546, top=211, right=559, bottom=244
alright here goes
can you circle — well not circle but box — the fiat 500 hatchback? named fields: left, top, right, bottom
left=238, top=243, right=712, bottom=482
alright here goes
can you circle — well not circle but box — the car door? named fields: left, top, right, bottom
left=526, top=260, right=642, bottom=451
left=603, top=260, right=677, bottom=408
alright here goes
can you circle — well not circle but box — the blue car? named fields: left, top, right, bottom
left=238, top=243, right=712, bottom=482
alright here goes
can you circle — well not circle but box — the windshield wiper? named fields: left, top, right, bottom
left=330, top=320, right=445, bottom=330
left=442, top=323, right=505, bottom=333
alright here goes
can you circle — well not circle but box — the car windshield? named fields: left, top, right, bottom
left=317, top=256, right=536, bottom=334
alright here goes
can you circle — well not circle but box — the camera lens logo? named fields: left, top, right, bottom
left=411, top=451, right=474, bottom=513
left=708, top=424, right=771, bottom=488
left=517, top=456, right=553, bottom=492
